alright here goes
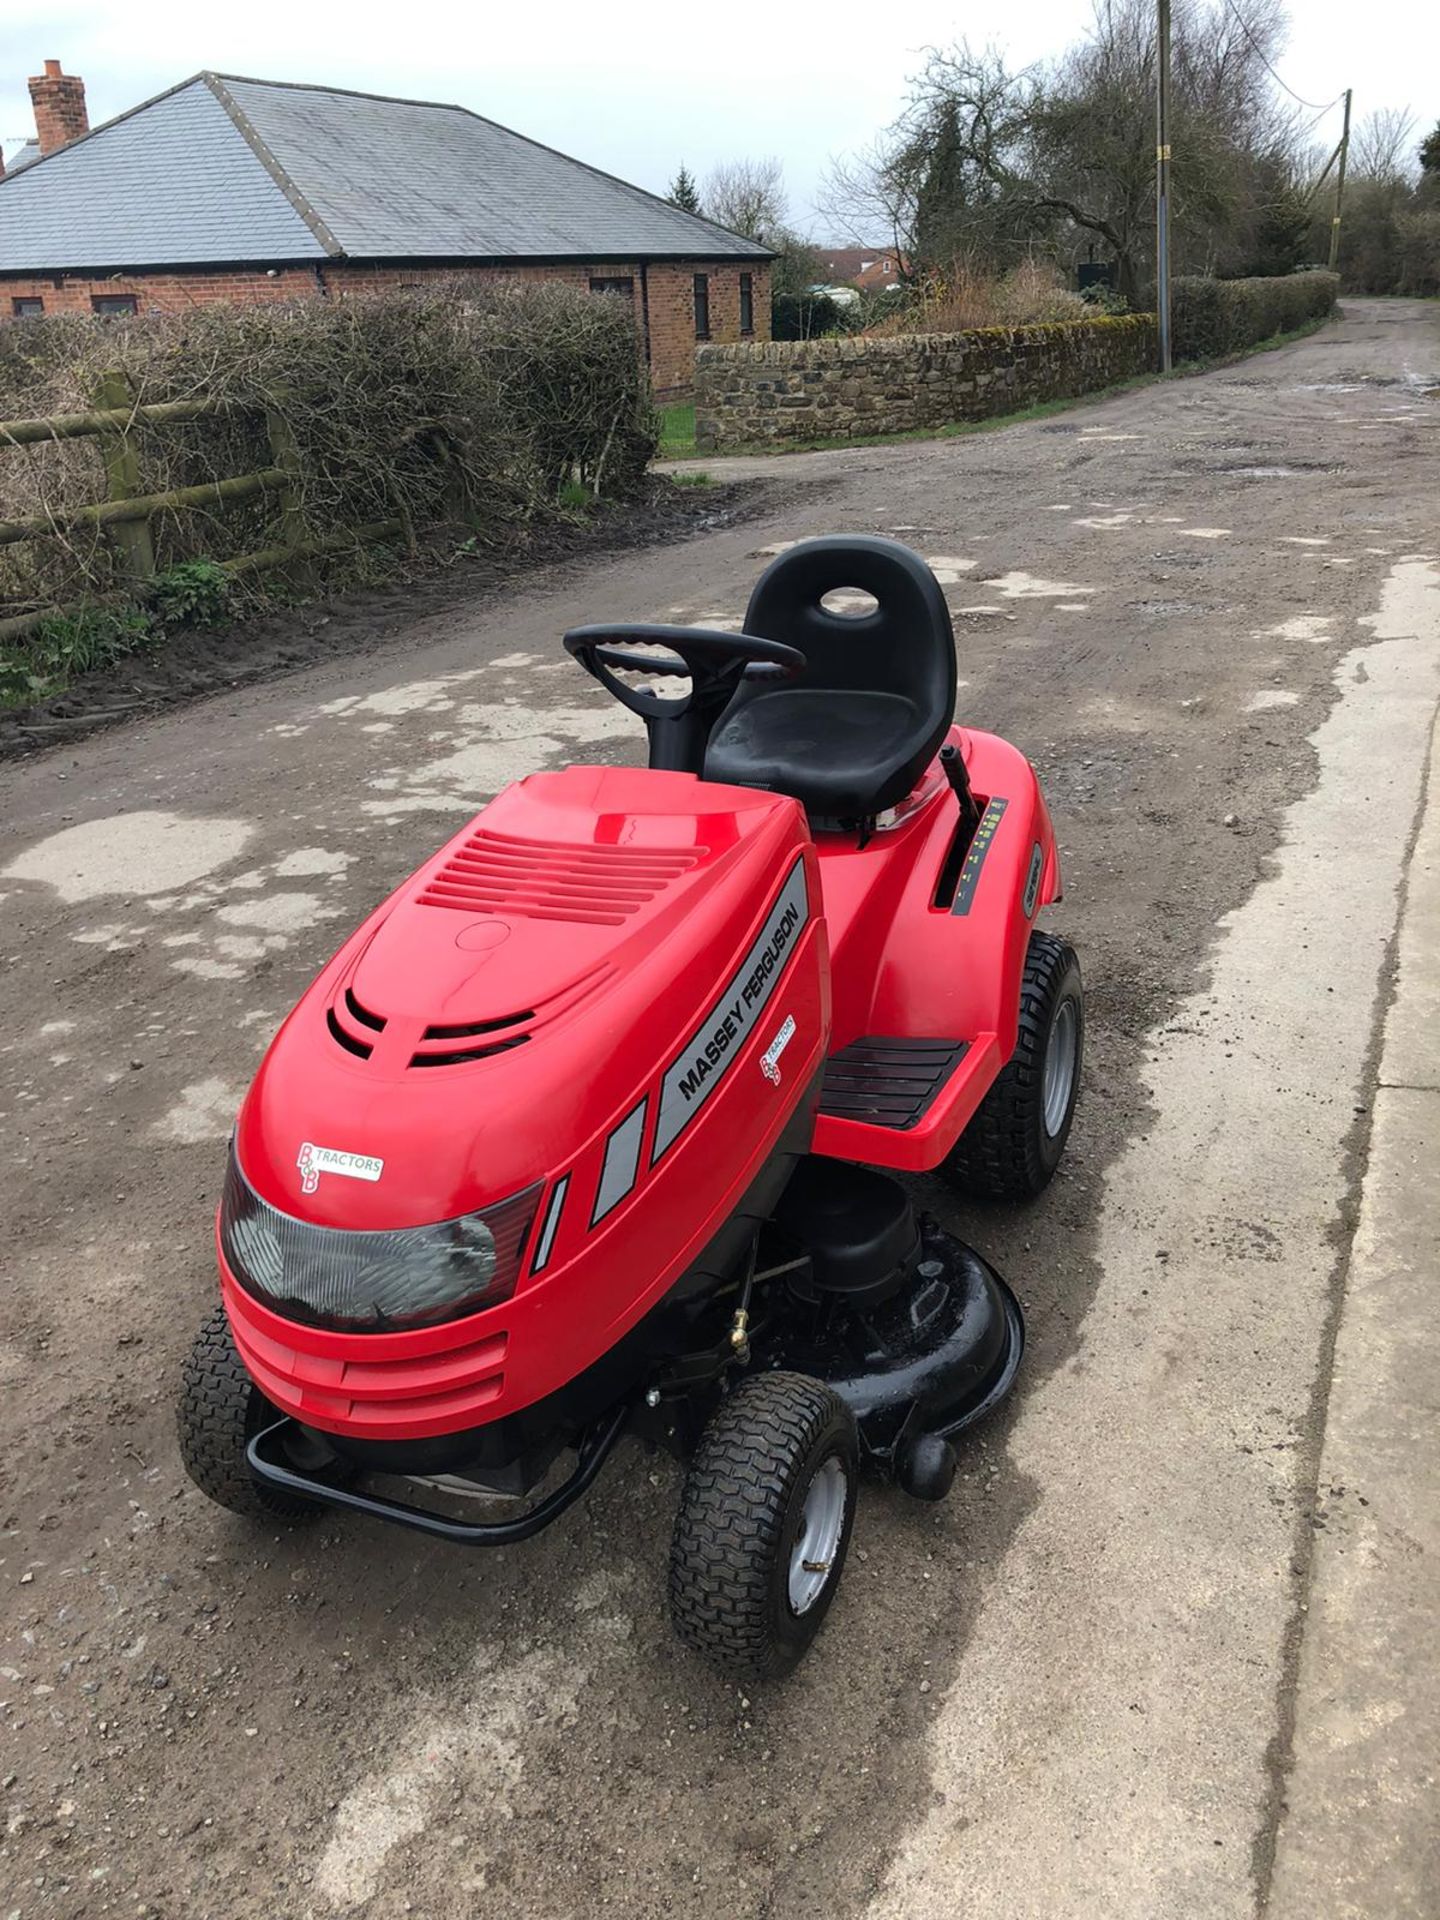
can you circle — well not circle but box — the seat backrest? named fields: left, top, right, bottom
left=711, top=536, right=957, bottom=818
left=743, top=538, right=956, bottom=718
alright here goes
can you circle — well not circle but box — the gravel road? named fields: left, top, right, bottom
left=1, top=297, right=1437, bottom=1920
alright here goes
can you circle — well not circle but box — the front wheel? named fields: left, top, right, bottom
left=944, top=929, right=1083, bottom=1201
left=669, top=1372, right=858, bottom=1679
left=177, top=1308, right=318, bottom=1521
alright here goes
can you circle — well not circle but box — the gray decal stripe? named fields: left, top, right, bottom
left=592, top=1100, right=647, bottom=1225
left=652, top=856, right=809, bottom=1162
left=531, top=1174, right=569, bottom=1273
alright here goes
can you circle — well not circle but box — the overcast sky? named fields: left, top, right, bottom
left=3, top=0, right=1436, bottom=233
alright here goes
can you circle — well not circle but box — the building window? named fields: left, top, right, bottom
left=11, top=296, right=45, bottom=317
left=91, top=293, right=138, bottom=317
left=693, top=273, right=710, bottom=340
left=589, top=276, right=634, bottom=300
left=739, top=272, right=754, bottom=336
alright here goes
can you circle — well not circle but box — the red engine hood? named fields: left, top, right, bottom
left=235, top=765, right=813, bottom=1230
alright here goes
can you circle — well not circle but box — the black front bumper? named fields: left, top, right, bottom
left=246, top=1402, right=628, bottom=1545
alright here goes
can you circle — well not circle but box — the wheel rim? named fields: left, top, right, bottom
left=788, top=1455, right=848, bottom=1615
left=1042, top=998, right=1079, bottom=1138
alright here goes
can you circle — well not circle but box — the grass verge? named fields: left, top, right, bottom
left=658, top=401, right=697, bottom=457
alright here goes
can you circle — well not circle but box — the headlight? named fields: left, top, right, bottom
left=220, top=1151, right=540, bottom=1332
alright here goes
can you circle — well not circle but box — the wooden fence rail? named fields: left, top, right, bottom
left=0, top=396, right=236, bottom=446
left=0, top=469, right=291, bottom=548
left=0, top=370, right=400, bottom=642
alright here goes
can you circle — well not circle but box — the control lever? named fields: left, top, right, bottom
left=939, top=742, right=982, bottom=841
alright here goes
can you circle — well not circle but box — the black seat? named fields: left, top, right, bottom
left=704, top=536, right=957, bottom=820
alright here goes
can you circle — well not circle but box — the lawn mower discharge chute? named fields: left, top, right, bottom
left=179, top=536, right=1083, bottom=1677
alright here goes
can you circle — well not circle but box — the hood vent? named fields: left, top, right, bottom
left=328, top=970, right=539, bottom=1071
left=327, top=984, right=388, bottom=1060
left=410, top=1033, right=530, bottom=1069
left=410, top=1007, right=534, bottom=1069
left=422, top=1010, right=535, bottom=1041
left=417, top=829, right=702, bottom=927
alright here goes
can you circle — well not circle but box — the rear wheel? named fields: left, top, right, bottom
left=669, top=1371, right=858, bottom=1678
left=177, top=1308, right=317, bottom=1521
left=944, top=930, right=1083, bottom=1201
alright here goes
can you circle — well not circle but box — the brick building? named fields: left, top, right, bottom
left=817, top=247, right=906, bottom=293
left=0, top=65, right=772, bottom=393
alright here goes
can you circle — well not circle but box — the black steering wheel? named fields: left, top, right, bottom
left=563, top=623, right=806, bottom=774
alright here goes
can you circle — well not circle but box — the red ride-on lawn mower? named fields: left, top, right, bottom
left=178, top=536, right=1082, bottom=1676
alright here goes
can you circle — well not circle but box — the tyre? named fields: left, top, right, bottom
left=669, top=1371, right=859, bottom=1679
left=176, top=1307, right=317, bottom=1521
left=945, top=929, right=1083, bottom=1201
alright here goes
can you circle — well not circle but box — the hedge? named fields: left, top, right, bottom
left=0, top=282, right=658, bottom=618
left=1171, top=271, right=1339, bottom=362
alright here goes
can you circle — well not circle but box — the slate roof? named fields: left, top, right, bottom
left=0, top=72, right=771, bottom=273
left=1, top=139, right=41, bottom=178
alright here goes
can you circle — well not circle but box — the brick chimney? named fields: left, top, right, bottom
left=29, top=59, right=89, bottom=155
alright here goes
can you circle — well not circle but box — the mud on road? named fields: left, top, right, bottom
left=1, top=298, right=1437, bottom=1920
left=0, top=476, right=785, bottom=761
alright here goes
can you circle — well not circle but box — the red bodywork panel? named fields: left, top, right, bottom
left=221, top=731, right=1058, bottom=1441
left=226, top=767, right=828, bottom=1439
left=810, top=723, right=1058, bottom=1170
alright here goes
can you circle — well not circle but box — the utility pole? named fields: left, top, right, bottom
left=1328, top=87, right=1352, bottom=274
left=1156, top=0, right=1172, bottom=371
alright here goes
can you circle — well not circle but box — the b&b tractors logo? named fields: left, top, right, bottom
left=297, top=1142, right=384, bottom=1193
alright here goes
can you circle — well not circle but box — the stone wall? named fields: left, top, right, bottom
left=695, top=315, right=1158, bottom=449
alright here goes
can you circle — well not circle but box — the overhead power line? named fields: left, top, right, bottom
left=1294, top=100, right=1342, bottom=145
left=1216, top=0, right=1344, bottom=114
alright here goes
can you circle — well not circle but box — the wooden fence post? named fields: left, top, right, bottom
left=263, top=386, right=312, bottom=586
left=92, top=370, right=156, bottom=587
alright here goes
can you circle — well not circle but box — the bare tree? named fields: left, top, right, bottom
left=820, top=0, right=1320, bottom=301
left=701, top=158, right=788, bottom=242
left=1352, top=109, right=1419, bottom=186
left=816, top=132, right=925, bottom=264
